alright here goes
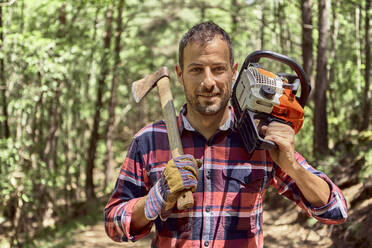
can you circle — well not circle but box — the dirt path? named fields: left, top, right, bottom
left=262, top=205, right=333, bottom=247
left=67, top=204, right=333, bottom=248
left=66, top=222, right=154, bottom=248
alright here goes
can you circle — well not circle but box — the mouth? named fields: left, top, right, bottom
left=198, top=93, right=219, bottom=98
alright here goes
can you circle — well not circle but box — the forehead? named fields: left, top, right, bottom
left=183, top=37, right=230, bottom=66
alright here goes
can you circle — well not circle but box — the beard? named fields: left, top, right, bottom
left=183, top=83, right=231, bottom=116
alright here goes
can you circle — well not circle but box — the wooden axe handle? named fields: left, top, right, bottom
left=156, top=77, right=194, bottom=210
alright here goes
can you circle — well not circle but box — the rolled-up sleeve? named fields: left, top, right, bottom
left=104, top=138, right=152, bottom=242
left=271, top=151, right=348, bottom=224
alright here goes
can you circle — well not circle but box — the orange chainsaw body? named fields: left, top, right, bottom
left=257, top=67, right=304, bottom=134
left=273, top=88, right=304, bottom=134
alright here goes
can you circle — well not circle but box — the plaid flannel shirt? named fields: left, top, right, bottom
left=104, top=106, right=347, bottom=248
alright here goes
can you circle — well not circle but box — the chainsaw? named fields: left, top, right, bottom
left=231, top=50, right=311, bottom=153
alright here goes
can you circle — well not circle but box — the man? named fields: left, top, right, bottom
left=105, top=21, right=347, bottom=248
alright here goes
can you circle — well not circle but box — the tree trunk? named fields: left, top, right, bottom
left=20, top=0, right=24, bottom=32
left=35, top=72, right=46, bottom=160
left=273, top=0, right=280, bottom=52
left=313, top=0, right=330, bottom=157
left=73, top=99, right=83, bottom=200
left=57, top=3, right=66, bottom=37
left=63, top=125, right=70, bottom=210
left=328, top=0, right=340, bottom=134
left=287, top=22, right=294, bottom=54
left=85, top=7, right=101, bottom=100
left=0, top=6, right=10, bottom=139
left=104, top=0, right=124, bottom=191
left=301, top=0, right=314, bottom=96
left=86, top=6, right=113, bottom=199
left=260, top=1, right=266, bottom=50
left=230, top=0, right=239, bottom=46
left=356, top=6, right=362, bottom=93
left=43, top=81, right=63, bottom=206
left=78, top=6, right=100, bottom=199
left=200, top=2, right=206, bottom=20
left=278, top=2, right=286, bottom=54
left=360, top=0, right=371, bottom=130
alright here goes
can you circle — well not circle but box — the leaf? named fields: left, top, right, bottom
left=307, top=218, right=317, bottom=227
left=22, top=194, right=30, bottom=203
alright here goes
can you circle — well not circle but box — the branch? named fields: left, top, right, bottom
left=188, top=3, right=230, bottom=12
left=0, top=0, right=17, bottom=7
left=343, top=0, right=362, bottom=8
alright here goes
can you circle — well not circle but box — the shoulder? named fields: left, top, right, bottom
left=129, top=121, right=171, bottom=171
left=133, top=120, right=167, bottom=139
left=131, top=120, right=169, bottom=154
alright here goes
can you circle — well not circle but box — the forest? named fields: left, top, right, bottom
left=0, top=0, right=371, bottom=247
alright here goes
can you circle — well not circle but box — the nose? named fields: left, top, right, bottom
left=202, top=67, right=216, bottom=90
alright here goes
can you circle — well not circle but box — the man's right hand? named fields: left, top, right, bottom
left=144, top=154, right=200, bottom=221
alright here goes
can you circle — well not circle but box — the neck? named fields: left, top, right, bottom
left=185, top=105, right=230, bottom=140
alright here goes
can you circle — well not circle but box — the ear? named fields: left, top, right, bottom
left=232, top=62, right=238, bottom=81
left=175, top=64, right=184, bottom=86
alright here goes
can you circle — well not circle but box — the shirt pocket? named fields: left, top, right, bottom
left=221, top=168, right=267, bottom=236
left=222, top=167, right=268, bottom=193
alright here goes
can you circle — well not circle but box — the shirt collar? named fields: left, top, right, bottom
left=178, top=104, right=234, bottom=133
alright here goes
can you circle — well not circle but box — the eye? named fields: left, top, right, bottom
left=190, top=67, right=202, bottom=73
left=214, top=66, right=226, bottom=73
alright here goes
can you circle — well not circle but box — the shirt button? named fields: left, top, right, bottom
left=204, top=241, right=209, bottom=247
left=206, top=207, right=211, bottom=212
left=206, top=170, right=211, bottom=179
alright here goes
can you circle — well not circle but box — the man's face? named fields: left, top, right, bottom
left=176, top=37, right=238, bottom=116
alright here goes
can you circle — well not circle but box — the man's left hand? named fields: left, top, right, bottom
left=261, top=121, right=297, bottom=173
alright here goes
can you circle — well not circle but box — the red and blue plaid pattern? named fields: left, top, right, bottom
left=145, top=179, right=166, bottom=220
left=104, top=106, right=347, bottom=248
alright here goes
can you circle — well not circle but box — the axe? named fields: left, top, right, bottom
left=132, top=67, right=194, bottom=210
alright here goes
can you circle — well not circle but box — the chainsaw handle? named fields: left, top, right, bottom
left=238, top=110, right=278, bottom=153
left=245, top=111, right=295, bottom=152
left=258, top=114, right=292, bottom=128
left=255, top=113, right=291, bottom=150
left=259, top=136, right=277, bottom=151
left=242, top=50, right=311, bottom=108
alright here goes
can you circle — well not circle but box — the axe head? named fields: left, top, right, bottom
left=132, top=67, right=170, bottom=103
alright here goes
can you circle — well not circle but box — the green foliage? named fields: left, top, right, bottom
left=354, top=130, right=372, bottom=180
left=0, top=0, right=370, bottom=246
left=0, top=139, right=21, bottom=208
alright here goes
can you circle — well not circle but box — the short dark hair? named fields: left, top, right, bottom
left=178, top=21, right=234, bottom=70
